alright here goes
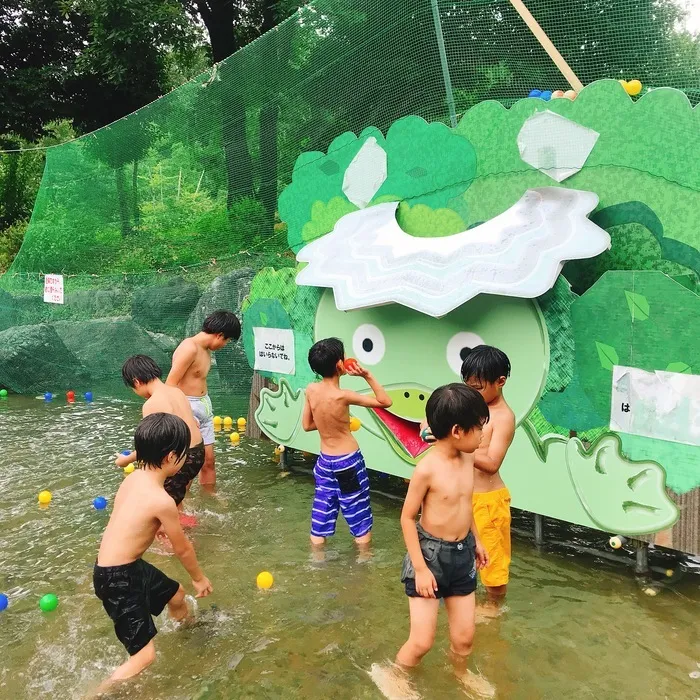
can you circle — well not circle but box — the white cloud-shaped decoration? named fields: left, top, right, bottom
left=517, top=111, right=600, bottom=182
left=342, top=137, right=387, bottom=208
left=296, top=187, right=610, bottom=318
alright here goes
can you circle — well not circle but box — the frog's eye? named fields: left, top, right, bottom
left=446, top=332, right=485, bottom=376
left=352, top=324, right=386, bottom=366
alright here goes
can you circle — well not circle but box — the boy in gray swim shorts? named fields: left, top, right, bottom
left=167, top=310, right=241, bottom=488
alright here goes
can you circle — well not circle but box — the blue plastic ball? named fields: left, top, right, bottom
left=44, top=392, right=53, bottom=401
left=540, top=90, right=552, bottom=101
left=0, top=594, right=8, bottom=611
left=528, top=89, right=542, bottom=98
left=93, top=496, right=107, bottom=510
left=121, top=450, right=131, bottom=456
left=84, top=391, right=93, bottom=402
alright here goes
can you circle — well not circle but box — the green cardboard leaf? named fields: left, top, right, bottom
left=260, top=311, right=268, bottom=325
left=595, top=341, right=619, bottom=370
left=624, top=290, right=650, bottom=321
left=665, top=361, right=691, bottom=374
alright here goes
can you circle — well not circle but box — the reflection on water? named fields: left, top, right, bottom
left=0, top=396, right=698, bottom=699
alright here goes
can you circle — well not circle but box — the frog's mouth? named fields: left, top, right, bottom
left=368, top=385, right=433, bottom=461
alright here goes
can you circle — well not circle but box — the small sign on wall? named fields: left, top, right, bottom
left=253, top=327, right=295, bottom=375
left=43, top=274, right=64, bottom=304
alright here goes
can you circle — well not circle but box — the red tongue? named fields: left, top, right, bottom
left=373, top=408, right=430, bottom=458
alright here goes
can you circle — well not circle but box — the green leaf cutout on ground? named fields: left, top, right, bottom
left=624, top=290, right=650, bottom=321
left=666, top=361, right=691, bottom=373
left=595, top=341, right=619, bottom=370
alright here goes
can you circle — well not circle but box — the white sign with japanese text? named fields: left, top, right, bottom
left=253, top=327, right=295, bottom=375
left=43, top=274, right=64, bottom=304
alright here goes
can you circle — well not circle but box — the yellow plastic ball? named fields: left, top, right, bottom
left=230, top=432, right=240, bottom=443
left=38, top=490, right=52, bottom=505
left=277, top=445, right=285, bottom=453
left=349, top=416, right=362, bottom=432
left=256, top=571, right=274, bottom=589
left=626, top=79, right=642, bottom=96
left=223, top=416, right=233, bottom=427
left=123, top=464, right=135, bottom=475
left=213, top=415, right=222, bottom=425
left=564, top=89, right=577, bottom=100
left=551, top=90, right=565, bottom=99
left=237, top=417, right=247, bottom=427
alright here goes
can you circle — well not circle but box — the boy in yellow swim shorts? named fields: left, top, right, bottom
left=461, top=346, right=515, bottom=614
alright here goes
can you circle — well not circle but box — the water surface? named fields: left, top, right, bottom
left=0, top=396, right=698, bottom=699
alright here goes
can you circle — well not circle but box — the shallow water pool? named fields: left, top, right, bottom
left=0, top=396, right=698, bottom=699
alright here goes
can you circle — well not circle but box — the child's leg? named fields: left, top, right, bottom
left=445, top=594, right=495, bottom=698
left=96, top=641, right=156, bottom=693
left=310, top=460, right=340, bottom=546
left=445, top=593, right=476, bottom=660
left=337, top=457, right=373, bottom=547
left=396, top=596, right=439, bottom=667
left=167, top=584, right=189, bottom=622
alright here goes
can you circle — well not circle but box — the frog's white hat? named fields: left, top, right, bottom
left=296, top=187, right=610, bottom=319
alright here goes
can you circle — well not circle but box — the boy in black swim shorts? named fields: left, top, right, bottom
left=396, top=384, right=491, bottom=691
left=94, top=413, right=212, bottom=692
left=115, top=355, right=205, bottom=508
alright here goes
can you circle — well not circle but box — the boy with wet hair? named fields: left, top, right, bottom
left=302, top=337, right=392, bottom=550
left=94, top=413, right=212, bottom=692
left=116, top=355, right=204, bottom=510
left=461, top=345, right=516, bottom=613
left=396, top=384, right=491, bottom=694
left=167, top=310, right=241, bottom=488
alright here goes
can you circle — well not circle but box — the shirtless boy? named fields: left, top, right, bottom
left=115, top=355, right=204, bottom=510
left=462, top=346, right=516, bottom=612
left=166, top=310, right=241, bottom=487
left=396, top=384, right=490, bottom=691
left=302, top=337, right=392, bottom=549
left=94, top=413, right=212, bottom=692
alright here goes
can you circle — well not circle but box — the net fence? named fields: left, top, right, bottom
left=0, top=0, right=698, bottom=407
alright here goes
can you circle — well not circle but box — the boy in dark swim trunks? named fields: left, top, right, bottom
left=94, top=413, right=212, bottom=692
left=116, top=356, right=205, bottom=511
left=396, top=384, right=492, bottom=694
left=302, top=338, right=392, bottom=551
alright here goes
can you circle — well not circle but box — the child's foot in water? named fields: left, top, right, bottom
left=457, top=668, right=496, bottom=698
left=368, top=661, right=421, bottom=700
left=179, top=512, right=198, bottom=528
left=475, top=601, right=506, bottom=623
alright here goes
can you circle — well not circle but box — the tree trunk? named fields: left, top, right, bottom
left=131, top=160, right=140, bottom=229
left=259, top=101, right=278, bottom=233
left=257, top=0, right=283, bottom=235
left=114, top=165, right=131, bottom=237
left=195, top=1, right=254, bottom=212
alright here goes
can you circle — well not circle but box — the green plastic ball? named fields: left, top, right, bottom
left=0, top=389, right=7, bottom=397
left=39, top=593, right=58, bottom=612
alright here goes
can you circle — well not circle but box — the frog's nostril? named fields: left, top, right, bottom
left=403, top=391, right=410, bottom=399
left=419, top=394, right=425, bottom=401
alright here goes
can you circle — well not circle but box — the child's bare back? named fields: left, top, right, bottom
left=97, top=470, right=177, bottom=567
left=305, top=381, right=357, bottom=455
left=144, top=384, right=202, bottom=448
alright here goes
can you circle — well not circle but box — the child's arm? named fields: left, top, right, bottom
left=158, top=499, right=213, bottom=598
left=301, top=390, right=317, bottom=432
left=470, top=518, right=489, bottom=570
left=114, top=450, right=137, bottom=468
left=166, top=341, right=197, bottom=387
left=343, top=366, right=392, bottom=409
left=474, top=416, right=515, bottom=474
left=400, top=466, right=438, bottom=598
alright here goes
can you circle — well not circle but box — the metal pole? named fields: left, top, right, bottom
left=280, top=446, right=289, bottom=470
left=534, top=513, right=545, bottom=546
left=634, top=540, right=649, bottom=575
left=430, top=0, right=458, bottom=128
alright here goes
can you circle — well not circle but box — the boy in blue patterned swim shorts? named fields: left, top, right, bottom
left=302, top=338, right=392, bottom=551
